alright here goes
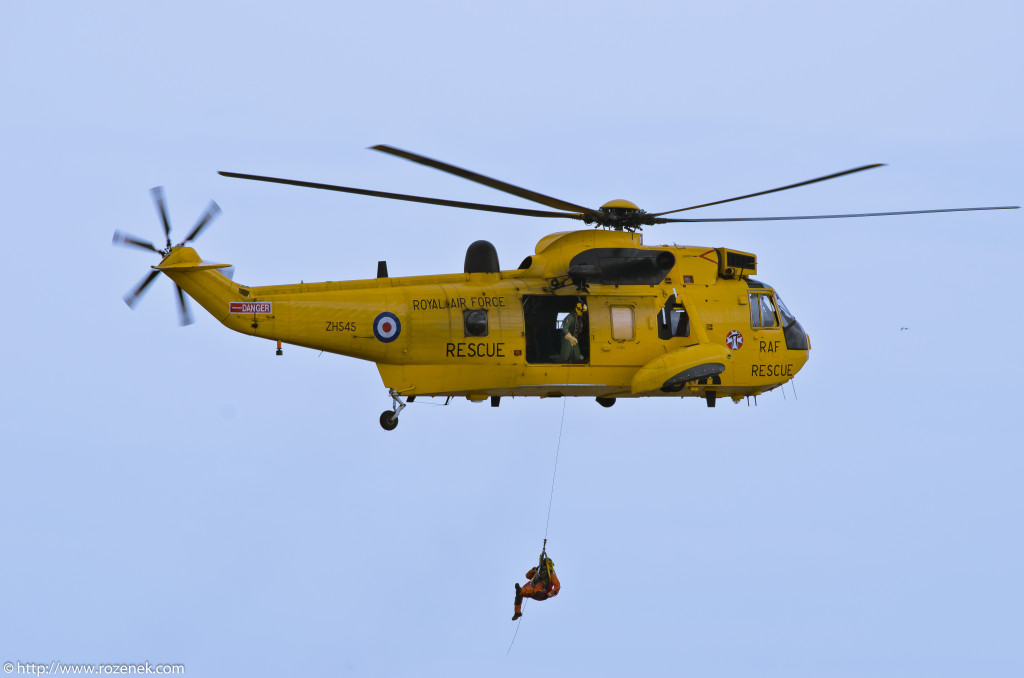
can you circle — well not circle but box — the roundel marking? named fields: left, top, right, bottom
left=373, top=312, right=401, bottom=343
left=726, top=330, right=744, bottom=350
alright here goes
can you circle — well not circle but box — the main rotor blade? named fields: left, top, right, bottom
left=218, top=171, right=587, bottom=220
left=150, top=186, right=172, bottom=248
left=123, top=270, right=160, bottom=309
left=175, top=284, right=193, bottom=326
left=370, top=145, right=600, bottom=216
left=652, top=205, right=1019, bottom=223
left=112, top=230, right=159, bottom=253
left=180, top=200, right=222, bottom=245
left=651, top=164, right=885, bottom=217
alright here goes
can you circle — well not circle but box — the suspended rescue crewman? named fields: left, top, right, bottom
left=512, top=552, right=560, bottom=620
left=559, top=302, right=587, bottom=363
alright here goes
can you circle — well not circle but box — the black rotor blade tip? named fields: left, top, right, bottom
left=112, top=230, right=159, bottom=253
left=182, top=201, right=222, bottom=244
left=123, top=270, right=160, bottom=308
left=150, top=186, right=172, bottom=245
left=176, top=285, right=193, bottom=326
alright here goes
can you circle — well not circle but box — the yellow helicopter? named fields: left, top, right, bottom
left=113, top=145, right=1017, bottom=429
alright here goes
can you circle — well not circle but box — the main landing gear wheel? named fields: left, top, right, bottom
left=379, top=411, right=399, bottom=431
left=379, top=388, right=408, bottom=431
left=596, top=397, right=616, bottom=408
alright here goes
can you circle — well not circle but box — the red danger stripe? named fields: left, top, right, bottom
left=229, top=302, right=272, bottom=314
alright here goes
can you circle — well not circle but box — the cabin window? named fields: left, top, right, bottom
left=657, top=294, right=690, bottom=340
left=464, top=309, right=488, bottom=337
left=749, top=292, right=778, bottom=329
left=610, top=306, right=635, bottom=341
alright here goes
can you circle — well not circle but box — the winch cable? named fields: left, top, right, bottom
left=508, top=369, right=570, bottom=655
left=544, top=394, right=568, bottom=541
left=543, top=303, right=583, bottom=540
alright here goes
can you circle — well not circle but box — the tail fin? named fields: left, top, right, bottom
left=154, top=247, right=246, bottom=324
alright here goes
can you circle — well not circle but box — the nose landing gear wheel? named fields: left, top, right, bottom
left=379, top=411, right=399, bottom=431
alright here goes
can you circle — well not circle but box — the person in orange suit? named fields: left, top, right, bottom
left=512, top=553, right=560, bottom=620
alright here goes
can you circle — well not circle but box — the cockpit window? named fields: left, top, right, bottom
left=749, top=292, right=778, bottom=328
left=746, top=280, right=808, bottom=349
left=775, top=294, right=796, bottom=326
left=773, top=292, right=809, bottom=351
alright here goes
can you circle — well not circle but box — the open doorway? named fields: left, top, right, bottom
left=522, top=295, right=589, bottom=364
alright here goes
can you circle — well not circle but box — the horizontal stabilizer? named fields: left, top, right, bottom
left=154, top=261, right=233, bottom=272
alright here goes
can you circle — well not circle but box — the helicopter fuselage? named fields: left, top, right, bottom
left=160, top=229, right=810, bottom=406
left=120, top=148, right=1016, bottom=427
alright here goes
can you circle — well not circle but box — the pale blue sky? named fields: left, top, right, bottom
left=2, top=1, right=1022, bottom=676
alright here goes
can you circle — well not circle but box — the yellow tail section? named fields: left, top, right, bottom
left=155, top=247, right=250, bottom=327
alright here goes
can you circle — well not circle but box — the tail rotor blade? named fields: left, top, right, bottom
left=119, top=186, right=220, bottom=325
left=180, top=201, right=221, bottom=245
left=150, top=186, right=172, bottom=248
left=112, top=230, right=160, bottom=253
left=175, top=285, right=193, bottom=326
left=123, top=270, right=160, bottom=309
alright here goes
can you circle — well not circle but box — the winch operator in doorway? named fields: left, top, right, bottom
left=560, top=302, right=587, bottom=363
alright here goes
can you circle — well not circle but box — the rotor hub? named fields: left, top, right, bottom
left=595, top=199, right=648, bottom=231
